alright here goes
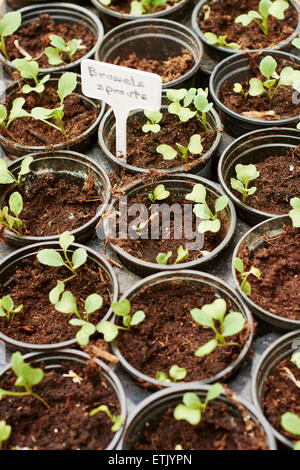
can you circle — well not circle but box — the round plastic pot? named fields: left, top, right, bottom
left=103, top=173, right=236, bottom=276
left=0, top=150, right=111, bottom=247
left=251, top=330, right=300, bottom=449
left=0, top=348, right=127, bottom=450
left=192, top=0, right=300, bottom=64
left=0, top=74, right=105, bottom=158
left=110, top=270, right=254, bottom=389
left=0, top=2, right=104, bottom=75
left=90, top=0, right=193, bottom=31
left=209, top=50, right=300, bottom=137
left=0, top=241, right=119, bottom=353
left=95, top=18, right=203, bottom=89
left=7, top=0, right=90, bottom=7
left=118, top=383, right=277, bottom=450
left=218, top=127, right=300, bottom=226
left=98, top=91, right=222, bottom=178
left=232, top=215, right=300, bottom=331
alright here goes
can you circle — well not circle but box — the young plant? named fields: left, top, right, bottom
left=233, top=83, right=249, bottom=99
left=230, top=163, right=260, bottom=203
left=45, top=34, right=80, bottom=65
left=0, top=191, right=23, bottom=236
left=281, top=412, right=300, bottom=450
left=156, top=245, right=188, bottom=265
left=0, top=11, right=22, bottom=60
left=0, top=351, right=50, bottom=409
left=0, top=156, right=33, bottom=186
left=185, top=183, right=228, bottom=234
left=0, top=420, right=11, bottom=450
left=148, top=184, right=170, bottom=203
left=156, top=134, right=203, bottom=165
left=0, top=295, right=23, bottom=322
left=156, top=251, right=172, bottom=265
left=142, top=110, right=162, bottom=138
left=89, top=405, right=122, bottom=432
left=190, top=298, right=246, bottom=357
left=234, top=257, right=261, bottom=295
left=156, top=365, right=187, bottom=383
left=235, top=0, right=289, bottom=37
left=289, top=197, right=300, bottom=228
left=204, top=32, right=240, bottom=50
left=173, top=383, right=223, bottom=425
left=130, top=0, right=167, bottom=15
left=12, top=59, right=50, bottom=95
left=0, top=98, right=30, bottom=141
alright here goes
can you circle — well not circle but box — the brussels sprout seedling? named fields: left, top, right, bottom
left=156, top=245, right=189, bottom=265
left=156, top=134, right=203, bottom=164
left=0, top=191, right=23, bottom=236
left=89, top=404, right=122, bottom=432
left=230, top=163, right=260, bottom=203
left=12, top=59, right=50, bottom=96
left=0, top=295, right=23, bottom=322
left=130, top=0, right=167, bottom=15
left=281, top=412, right=300, bottom=450
left=289, top=197, right=300, bottom=228
left=156, top=251, right=172, bottom=265
left=0, top=156, right=33, bottom=186
left=0, top=420, right=11, bottom=450
left=142, top=110, right=162, bottom=138
left=204, top=32, right=240, bottom=50
left=156, top=365, right=187, bottom=383
left=234, top=257, right=261, bottom=295
left=45, top=34, right=80, bottom=66
left=0, top=98, right=30, bottom=141
left=0, top=11, right=22, bottom=60
left=148, top=184, right=170, bottom=203
left=235, top=0, right=289, bottom=37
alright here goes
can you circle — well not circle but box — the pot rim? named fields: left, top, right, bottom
left=90, top=0, right=191, bottom=20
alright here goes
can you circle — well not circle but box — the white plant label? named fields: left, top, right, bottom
left=81, top=59, right=162, bottom=160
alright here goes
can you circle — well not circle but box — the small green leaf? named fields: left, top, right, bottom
left=55, top=291, right=77, bottom=315
left=169, top=365, right=186, bottom=382
left=37, top=249, right=65, bottom=267
left=96, top=320, right=119, bottom=342
left=222, top=311, right=246, bottom=337
left=235, top=14, right=253, bottom=26
left=260, top=55, right=277, bottom=80
left=215, top=195, right=228, bottom=213
left=57, top=72, right=77, bottom=104
left=84, top=294, right=103, bottom=314
left=59, top=231, right=74, bottom=252
left=194, top=338, right=218, bottom=357
left=204, top=32, right=218, bottom=45
left=0, top=11, right=21, bottom=36
left=167, top=89, right=187, bottom=102
left=156, top=144, right=177, bottom=160
left=49, top=280, right=65, bottom=305
left=234, top=257, right=244, bottom=274
left=1, top=295, right=14, bottom=312
left=69, top=319, right=96, bottom=346
left=281, top=412, right=300, bottom=436
left=0, top=420, right=11, bottom=444
left=130, top=0, right=145, bottom=15
left=72, top=248, right=87, bottom=270
left=111, top=299, right=131, bottom=317
left=198, top=219, right=221, bottom=234
left=206, top=383, right=223, bottom=402
left=156, top=251, right=172, bottom=265
left=185, top=183, right=206, bottom=203
left=291, top=352, right=300, bottom=369
left=190, top=308, right=215, bottom=329
left=289, top=197, right=300, bottom=228
left=241, top=279, right=252, bottom=295
left=193, top=203, right=211, bottom=220
left=156, top=371, right=170, bottom=382
left=249, top=78, right=265, bottom=96
left=174, top=245, right=189, bottom=264
left=268, top=0, right=289, bottom=20
left=233, top=83, right=243, bottom=93
left=201, top=298, right=227, bottom=322
left=188, top=134, right=203, bottom=155
left=183, top=392, right=202, bottom=409
left=130, top=310, right=145, bottom=326
left=173, top=404, right=201, bottom=425
left=153, top=184, right=170, bottom=201
left=9, top=192, right=23, bottom=217
left=19, top=156, right=33, bottom=177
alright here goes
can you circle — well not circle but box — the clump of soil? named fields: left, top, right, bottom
left=112, top=49, right=194, bottom=83
left=237, top=225, right=300, bottom=321
left=199, top=0, right=298, bottom=50
left=0, top=255, right=112, bottom=344
left=0, top=360, right=120, bottom=450
left=107, top=0, right=180, bottom=14
left=262, top=358, right=300, bottom=444
left=6, top=14, right=97, bottom=68
left=116, top=280, right=250, bottom=382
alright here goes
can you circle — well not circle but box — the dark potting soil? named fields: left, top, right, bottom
left=2, top=173, right=101, bottom=237
left=237, top=225, right=300, bottom=321
left=108, top=112, right=217, bottom=171
left=262, top=358, right=300, bottom=444
left=0, top=256, right=111, bottom=344
left=219, top=54, right=300, bottom=121
left=0, top=82, right=99, bottom=147
left=199, top=0, right=298, bottom=50
left=6, top=14, right=97, bottom=68
left=112, top=49, right=194, bottom=83
left=0, top=360, right=120, bottom=450
left=112, top=190, right=229, bottom=264
left=116, top=280, right=251, bottom=382
left=107, top=0, right=179, bottom=14
left=231, top=146, right=300, bottom=215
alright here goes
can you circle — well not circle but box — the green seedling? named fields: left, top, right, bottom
left=37, top=231, right=87, bottom=281
left=156, top=365, right=187, bottom=383
left=0, top=97, right=30, bottom=141
left=0, top=156, right=33, bottom=186
left=235, top=0, right=289, bottom=37
left=190, top=298, right=246, bottom=357
left=97, top=299, right=145, bottom=342
left=0, top=420, right=11, bottom=450
left=174, top=444, right=184, bottom=450
left=142, top=110, right=162, bottom=138
left=281, top=412, right=300, bottom=450
left=98, top=0, right=111, bottom=6
left=148, top=184, right=170, bottom=203
left=0, top=351, right=50, bottom=409
left=0, top=191, right=23, bottom=236
left=0, top=11, right=21, bottom=60
left=156, top=134, right=203, bottom=164
left=185, top=183, right=228, bottom=234
left=45, top=34, right=80, bottom=65
left=0, top=295, right=23, bottom=322
left=31, top=72, right=77, bottom=140
left=173, top=383, right=223, bottom=425
left=234, top=257, right=261, bottom=295
left=89, top=405, right=122, bottom=432
left=12, top=59, right=50, bottom=95
left=130, top=0, right=167, bottom=15
left=156, top=245, right=188, bottom=265
left=230, top=163, right=260, bottom=203
left=292, top=38, right=300, bottom=49
left=156, top=251, right=172, bottom=265
left=291, top=351, right=300, bottom=369
left=204, top=32, right=240, bottom=50
left=233, top=83, right=248, bottom=99
left=289, top=197, right=300, bottom=228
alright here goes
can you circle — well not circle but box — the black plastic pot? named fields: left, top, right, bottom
left=102, top=173, right=236, bottom=276
left=209, top=50, right=300, bottom=137
left=232, top=215, right=300, bottom=331
left=98, top=91, right=223, bottom=178
left=0, top=3, right=104, bottom=75
left=110, top=270, right=254, bottom=389
left=0, top=74, right=105, bottom=158
left=0, top=241, right=119, bottom=353
left=119, top=384, right=277, bottom=449
left=218, top=127, right=300, bottom=226
left=251, top=330, right=300, bottom=449
left=90, top=0, right=193, bottom=31
left=0, top=349, right=127, bottom=450
left=0, top=150, right=111, bottom=247
left=95, top=18, right=203, bottom=89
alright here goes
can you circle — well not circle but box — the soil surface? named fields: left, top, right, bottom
left=107, top=0, right=180, bottom=14
left=237, top=225, right=300, bottom=321
left=116, top=280, right=250, bottom=382
left=219, top=54, right=300, bottom=121
left=108, top=112, right=218, bottom=171
left=231, top=146, right=300, bottom=214
left=112, top=49, right=194, bottom=83
left=6, top=14, right=97, bottom=68
left=0, top=255, right=112, bottom=344
left=199, top=0, right=298, bottom=50
left=262, top=358, right=300, bottom=444
left=1, top=173, right=101, bottom=238
left=0, top=360, right=120, bottom=450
